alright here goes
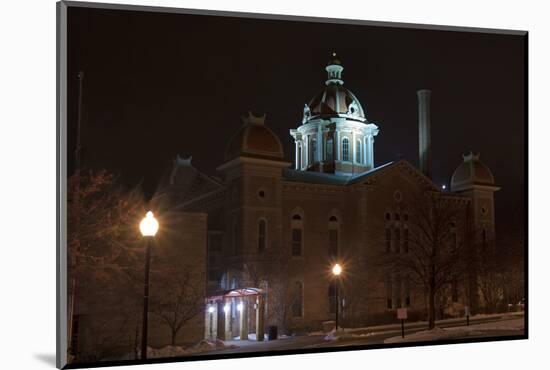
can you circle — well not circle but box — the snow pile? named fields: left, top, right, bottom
left=142, top=339, right=238, bottom=358
left=185, top=339, right=238, bottom=354
left=324, top=328, right=342, bottom=341
left=146, top=345, right=188, bottom=358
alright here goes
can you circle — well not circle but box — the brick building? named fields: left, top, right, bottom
left=160, top=55, right=499, bottom=339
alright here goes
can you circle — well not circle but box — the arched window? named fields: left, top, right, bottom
left=394, top=275, right=402, bottom=308
left=328, top=216, right=339, bottom=258
left=385, top=227, right=392, bottom=253
left=451, top=279, right=459, bottom=303
left=291, top=213, right=303, bottom=257
left=291, top=281, right=304, bottom=317
left=386, top=275, right=393, bottom=309
left=310, top=138, right=316, bottom=165
left=258, top=219, right=267, bottom=252
left=356, top=139, right=361, bottom=163
left=342, top=138, right=350, bottom=161
left=395, top=228, right=401, bottom=253
left=326, top=137, right=334, bottom=161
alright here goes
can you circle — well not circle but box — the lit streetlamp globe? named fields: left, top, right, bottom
left=140, top=211, right=159, bottom=237
left=332, top=263, right=342, bottom=276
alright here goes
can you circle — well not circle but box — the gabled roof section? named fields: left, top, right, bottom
left=347, top=159, right=441, bottom=191
left=283, top=159, right=440, bottom=191
left=158, top=155, right=224, bottom=207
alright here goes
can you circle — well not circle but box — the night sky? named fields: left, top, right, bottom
left=67, top=6, right=526, bottom=237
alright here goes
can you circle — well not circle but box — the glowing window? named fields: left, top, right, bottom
left=342, top=138, right=350, bottom=161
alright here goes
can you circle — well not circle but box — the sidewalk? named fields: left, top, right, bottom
left=384, top=316, right=525, bottom=343
left=310, top=311, right=525, bottom=336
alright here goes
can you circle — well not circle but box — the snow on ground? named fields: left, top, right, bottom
left=232, top=333, right=292, bottom=341
left=384, top=318, right=524, bottom=344
left=323, top=328, right=341, bottom=341
left=309, top=312, right=524, bottom=337
left=142, top=339, right=238, bottom=358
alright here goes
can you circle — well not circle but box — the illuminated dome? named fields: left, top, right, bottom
left=225, top=112, right=284, bottom=161
left=307, top=85, right=366, bottom=121
left=450, top=152, right=495, bottom=192
left=302, top=53, right=367, bottom=124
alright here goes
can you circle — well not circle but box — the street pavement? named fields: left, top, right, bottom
left=194, top=313, right=525, bottom=356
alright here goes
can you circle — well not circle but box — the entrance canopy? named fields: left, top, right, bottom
left=206, top=287, right=263, bottom=303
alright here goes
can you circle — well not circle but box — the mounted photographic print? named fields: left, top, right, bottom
left=56, top=1, right=527, bottom=368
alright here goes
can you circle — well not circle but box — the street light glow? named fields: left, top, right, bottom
left=140, top=211, right=159, bottom=237
left=223, top=304, right=230, bottom=313
left=208, top=306, right=215, bottom=313
left=237, top=303, right=243, bottom=312
left=332, top=263, right=342, bottom=276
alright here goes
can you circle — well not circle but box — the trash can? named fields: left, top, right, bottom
left=268, top=325, right=278, bottom=341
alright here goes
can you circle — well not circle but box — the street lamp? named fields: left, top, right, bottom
left=139, top=211, right=159, bottom=360
left=332, top=263, right=342, bottom=331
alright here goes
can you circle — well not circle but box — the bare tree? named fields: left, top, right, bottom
left=67, top=169, right=146, bottom=361
left=475, top=244, right=504, bottom=313
left=242, top=248, right=293, bottom=334
left=151, top=268, right=205, bottom=346
left=475, top=230, right=525, bottom=313
left=377, top=190, right=469, bottom=329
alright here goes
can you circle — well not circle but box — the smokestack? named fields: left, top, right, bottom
left=417, top=89, right=432, bottom=179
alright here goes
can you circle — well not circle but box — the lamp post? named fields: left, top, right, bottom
left=139, top=211, right=159, bottom=360
left=332, top=263, right=342, bottom=331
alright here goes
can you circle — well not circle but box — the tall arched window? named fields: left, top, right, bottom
left=356, top=139, right=362, bottom=163
left=386, top=275, right=393, bottom=309
left=395, top=228, right=401, bottom=253
left=258, top=219, right=267, bottom=252
left=342, top=138, right=350, bottom=161
left=291, top=214, right=303, bottom=257
left=291, top=281, right=304, bottom=317
left=394, top=275, right=402, bottom=308
left=385, top=227, right=392, bottom=253
left=326, top=137, right=334, bottom=161
left=310, top=138, right=316, bottom=165
left=328, top=216, right=339, bottom=258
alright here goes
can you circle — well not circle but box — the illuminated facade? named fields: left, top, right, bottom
left=160, top=56, right=499, bottom=337
left=290, top=54, right=379, bottom=175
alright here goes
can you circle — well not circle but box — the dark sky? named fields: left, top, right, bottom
left=67, top=6, right=526, bottom=236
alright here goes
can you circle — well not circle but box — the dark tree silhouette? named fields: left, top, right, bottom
left=377, top=190, right=469, bottom=329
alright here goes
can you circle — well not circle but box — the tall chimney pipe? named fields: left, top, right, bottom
left=417, top=89, right=432, bottom=179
